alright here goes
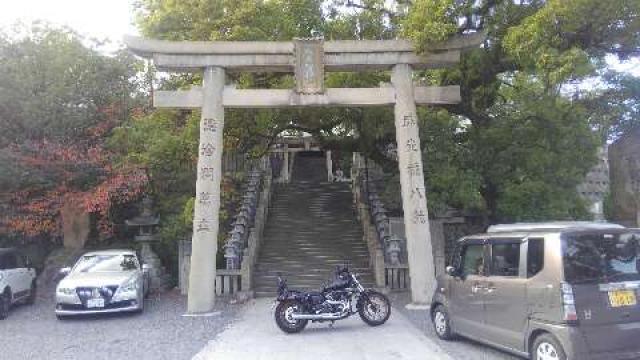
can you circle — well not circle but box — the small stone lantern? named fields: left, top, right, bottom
left=385, top=235, right=403, bottom=265
left=126, top=196, right=168, bottom=291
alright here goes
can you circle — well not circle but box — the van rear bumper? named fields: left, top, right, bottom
left=542, top=322, right=640, bottom=360
left=572, top=321, right=640, bottom=360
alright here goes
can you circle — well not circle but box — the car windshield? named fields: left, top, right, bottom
left=562, top=231, right=640, bottom=284
left=73, top=254, right=138, bottom=273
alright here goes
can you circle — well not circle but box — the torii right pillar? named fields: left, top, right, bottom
left=392, top=64, right=435, bottom=306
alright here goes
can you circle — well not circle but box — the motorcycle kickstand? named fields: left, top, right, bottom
left=328, top=321, right=335, bottom=328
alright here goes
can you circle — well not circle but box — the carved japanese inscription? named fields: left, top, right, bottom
left=294, top=39, right=324, bottom=94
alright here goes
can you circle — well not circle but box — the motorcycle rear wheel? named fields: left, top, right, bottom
left=359, top=291, right=391, bottom=326
left=275, top=301, right=308, bottom=334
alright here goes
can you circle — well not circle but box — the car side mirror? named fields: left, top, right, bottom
left=142, top=264, right=152, bottom=272
left=59, top=267, right=71, bottom=276
left=445, top=266, right=458, bottom=277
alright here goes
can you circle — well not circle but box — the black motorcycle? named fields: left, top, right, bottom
left=274, top=266, right=391, bottom=333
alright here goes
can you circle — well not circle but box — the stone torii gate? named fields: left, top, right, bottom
left=125, top=34, right=483, bottom=313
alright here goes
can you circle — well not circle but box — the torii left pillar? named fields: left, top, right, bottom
left=188, top=67, right=225, bottom=313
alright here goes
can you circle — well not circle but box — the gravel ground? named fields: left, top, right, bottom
left=1, top=288, right=241, bottom=360
left=389, top=293, right=522, bottom=360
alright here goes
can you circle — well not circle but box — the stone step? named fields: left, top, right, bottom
left=254, top=279, right=375, bottom=289
left=255, top=260, right=370, bottom=268
left=254, top=162, right=372, bottom=296
left=259, top=249, right=369, bottom=255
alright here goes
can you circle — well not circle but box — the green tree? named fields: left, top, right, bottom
left=402, top=0, right=639, bottom=220
left=0, top=23, right=147, bottom=241
left=128, top=0, right=639, bottom=225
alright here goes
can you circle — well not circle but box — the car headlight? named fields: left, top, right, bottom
left=57, top=287, right=75, bottom=295
left=119, top=278, right=139, bottom=293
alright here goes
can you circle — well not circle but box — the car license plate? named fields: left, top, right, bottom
left=608, top=290, right=637, bottom=307
left=87, top=298, right=105, bottom=308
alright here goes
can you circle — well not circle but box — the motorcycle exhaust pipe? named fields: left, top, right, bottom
left=290, top=312, right=344, bottom=321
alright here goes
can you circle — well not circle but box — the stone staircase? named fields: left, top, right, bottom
left=253, top=152, right=375, bottom=297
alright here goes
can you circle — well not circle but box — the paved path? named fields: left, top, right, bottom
left=193, top=298, right=454, bottom=360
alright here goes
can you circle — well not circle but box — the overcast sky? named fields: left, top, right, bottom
left=0, top=0, right=139, bottom=49
left=0, top=0, right=638, bottom=75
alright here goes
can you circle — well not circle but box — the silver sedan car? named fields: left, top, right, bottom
left=55, top=250, right=150, bottom=318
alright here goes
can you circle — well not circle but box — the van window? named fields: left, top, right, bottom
left=562, top=231, right=640, bottom=284
left=527, top=238, right=544, bottom=277
left=490, top=242, right=520, bottom=277
left=461, top=244, right=485, bottom=276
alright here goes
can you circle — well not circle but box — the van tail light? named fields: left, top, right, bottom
left=561, top=282, right=579, bottom=324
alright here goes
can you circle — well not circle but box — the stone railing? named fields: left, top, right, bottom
left=352, top=153, right=410, bottom=291
left=178, top=156, right=273, bottom=297
left=178, top=242, right=243, bottom=296
left=223, top=158, right=273, bottom=295
left=223, top=167, right=265, bottom=270
left=385, top=264, right=409, bottom=290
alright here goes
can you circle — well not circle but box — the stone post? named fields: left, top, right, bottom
left=391, top=64, right=435, bottom=306
left=429, top=219, right=446, bottom=277
left=188, top=67, right=225, bottom=313
left=326, top=150, right=333, bottom=182
left=283, top=145, right=289, bottom=183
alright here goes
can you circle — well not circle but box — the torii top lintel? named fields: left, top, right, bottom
left=123, top=32, right=484, bottom=73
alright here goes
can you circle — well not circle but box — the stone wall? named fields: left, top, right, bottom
left=609, top=128, right=640, bottom=227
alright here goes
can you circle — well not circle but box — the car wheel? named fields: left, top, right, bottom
left=56, top=314, right=67, bottom=320
left=531, top=333, right=567, bottom=360
left=432, top=305, right=455, bottom=340
left=25, top=281, right=36, bottom=305
left=0, top=289, right=11, bottom=320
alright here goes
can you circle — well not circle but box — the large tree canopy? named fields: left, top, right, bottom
left=125, top=0, right=639, bottom=224
left=0, top=24, right=147, bottom=240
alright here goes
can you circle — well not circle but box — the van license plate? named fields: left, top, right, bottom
left=608, top=290, right=637, bottom=307
left=87, top=298, right=105, bottom=308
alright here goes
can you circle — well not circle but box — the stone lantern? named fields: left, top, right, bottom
left=385, top=235, right=403, bottom=265
left=125, top=196, right=168, bottom=291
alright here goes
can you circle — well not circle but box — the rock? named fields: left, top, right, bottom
left=61, top=202, right=90, bottom=249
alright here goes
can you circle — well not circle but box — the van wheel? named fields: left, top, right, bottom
left=531, top=334, right=566, bottom=360
left=432, top=305, right=455, bottom=340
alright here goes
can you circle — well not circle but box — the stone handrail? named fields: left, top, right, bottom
left=223, top=157, right=272, bottom=269
left=358, top=175, right=406, bottom=265
left=352, top=174, right=385, bottom=288
left=221, top=156, right=273, bottom=295
left=178, top=244, right=244, bottom=296
left=352, top=157, right=409, bottom=291
left=178, top=156, right=274, bottom=297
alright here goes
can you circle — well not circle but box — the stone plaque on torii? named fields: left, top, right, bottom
left=125, top=33, right=483, bottom=313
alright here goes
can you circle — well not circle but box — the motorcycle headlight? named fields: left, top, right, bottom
left=57, top=287, right=75, bottom=295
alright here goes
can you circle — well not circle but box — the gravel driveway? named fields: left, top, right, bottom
left=390, top=293, right=522, bottom=360
left=2, top=287, right=522, bottom=360
left=1, top=288, right=240, bottom=360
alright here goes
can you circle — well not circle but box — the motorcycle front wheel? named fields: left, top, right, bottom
left=275, top=300, right=308, bottom=334
left=359, top=291, right=391, bottom=326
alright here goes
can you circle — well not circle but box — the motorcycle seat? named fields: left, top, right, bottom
left=323, top=279, right=349, bottom=292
